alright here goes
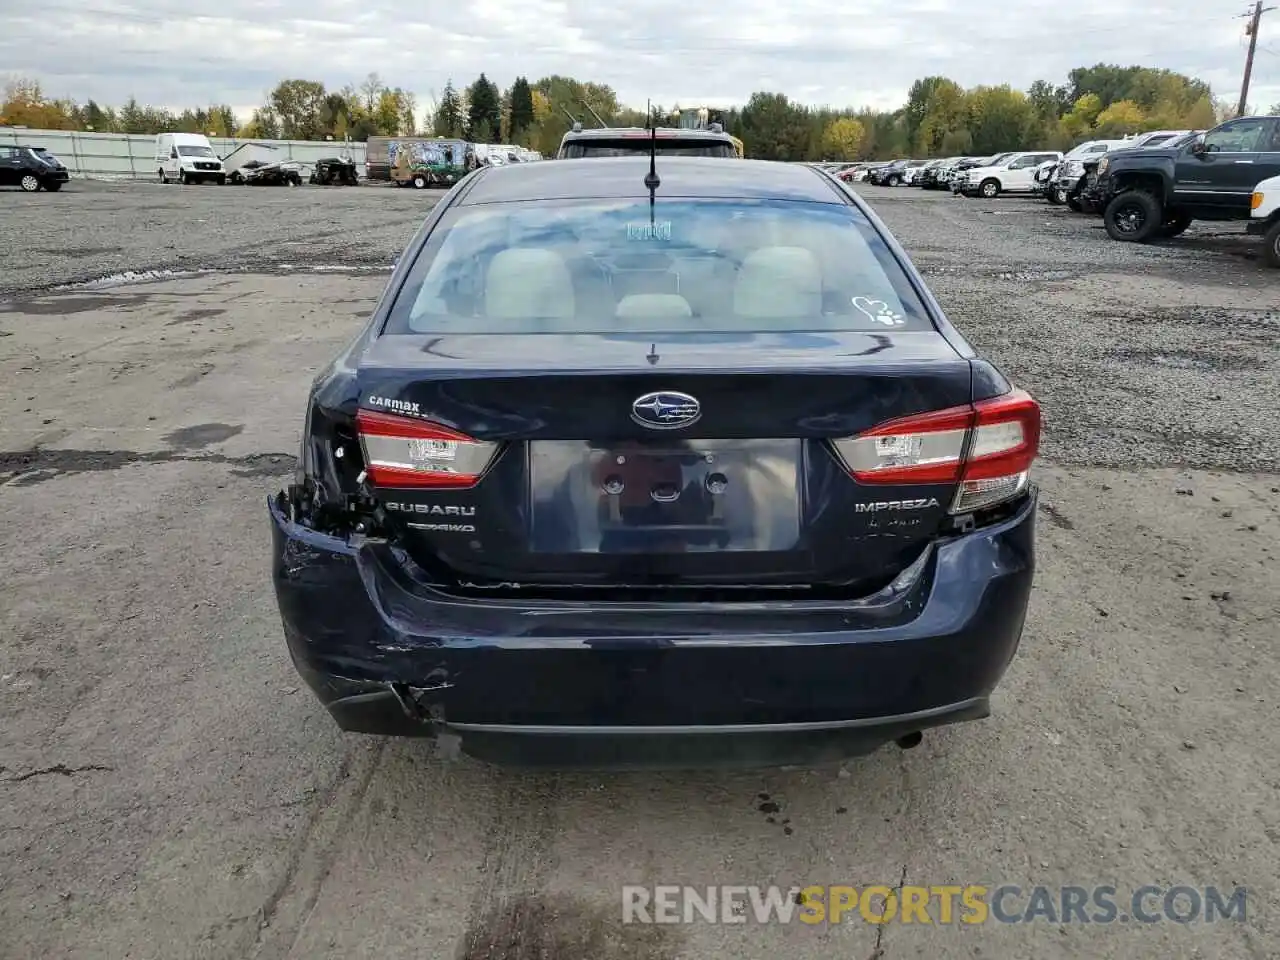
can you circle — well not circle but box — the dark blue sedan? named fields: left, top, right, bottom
left=269, top=155, right=1039, bottom=768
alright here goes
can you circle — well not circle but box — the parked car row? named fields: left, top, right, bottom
left=1030, top=130, right=1193, bottom=211
left=810, top=116, right=1280, bottom=266
left=1031, top=115, right=1280, bottom=265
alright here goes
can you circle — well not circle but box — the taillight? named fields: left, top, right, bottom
left=954, top=391, right=1041, bottom=512
left=831, top=390, right=1041, bottom=514
left=355, top=409, right=498, bottom=488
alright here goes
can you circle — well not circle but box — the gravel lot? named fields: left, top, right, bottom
left=1, top=178, right=1278, bottom=960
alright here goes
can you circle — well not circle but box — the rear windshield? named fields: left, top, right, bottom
left=384, top=197, right=935, bottom=335
left=561, top=139, right=737, bottom=159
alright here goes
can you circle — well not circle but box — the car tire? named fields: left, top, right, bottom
left=217, top=175, right=226, bottom=186
left=1104, top=190, right=1161, bottom=242
left=159, top=168, right=168, bottom=184
left=1048, top=187, right=1067, bottom=205
left=979, top=178, right=1000, bottom=199
left=44, top=181, right=62, bottom=192
left=1157, top=212, right=1192, bottom=238
left=19, top=173, right=41, bottom=192
left=179, top=171, right=188, bottom=185
left=887, top=174, right=901, bottom=187
left=411, top=174, right=427, bottom=189
left=1264, top=221, right=1280, bottom=269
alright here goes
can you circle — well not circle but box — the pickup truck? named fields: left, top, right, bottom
left=954, top=151, right=1062, bottom=198
left=1249, top=174, right=1280, bottom=267
left=1096, top=116, right=1280, bottom=242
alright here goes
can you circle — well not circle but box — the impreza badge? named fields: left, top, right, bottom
left=855, top=498, right=941, bottom=513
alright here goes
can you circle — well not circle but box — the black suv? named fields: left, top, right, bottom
left=0, top=145, right=71, bottom=192
left=1097, top=116, right=1280, bottom=242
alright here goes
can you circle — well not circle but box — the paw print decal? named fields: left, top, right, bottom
left=852, top=296, right=906, bottom=327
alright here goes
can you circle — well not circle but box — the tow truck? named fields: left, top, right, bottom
left=555, top=104, right=744, bottom=159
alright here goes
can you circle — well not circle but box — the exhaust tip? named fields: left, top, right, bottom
left=895, top=731, right=923, bottom=750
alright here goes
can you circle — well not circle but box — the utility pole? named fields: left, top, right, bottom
left=1238, top=1, right=1276, bottom=117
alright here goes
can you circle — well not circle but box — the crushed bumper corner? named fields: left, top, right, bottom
left=269, top=491, right=1036, bottom=768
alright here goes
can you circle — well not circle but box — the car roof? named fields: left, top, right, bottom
left=457, top=156, right=846, bottom=205
left=561, top=126, right=733, bottom=141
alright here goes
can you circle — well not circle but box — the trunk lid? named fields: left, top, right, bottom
left=348, top=331, right=973, bottom=592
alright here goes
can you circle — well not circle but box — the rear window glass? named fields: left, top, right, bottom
left=383, top=198, right=935, bottom=335
left=561, top=139, right=737, bottom=159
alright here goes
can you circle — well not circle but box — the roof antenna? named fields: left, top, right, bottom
left=579, top=98, right=609, bottom=128
left=644, top=99, right=660, bottom=227
left=559, top=105, right=582, bottom=131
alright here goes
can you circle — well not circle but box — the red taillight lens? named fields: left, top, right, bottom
left=355, top=409, right=498, bottom=488
left=830, top=390, right=1041, bottom=514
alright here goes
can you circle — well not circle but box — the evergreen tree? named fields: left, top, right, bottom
left=466, top=73, right=501, bottom=143
left=434, top=80, right=465, bottom=138
left=509, top=77, right=535, bottom=141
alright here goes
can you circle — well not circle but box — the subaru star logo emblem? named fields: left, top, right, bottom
left=631, top=391, right=701, bottom=430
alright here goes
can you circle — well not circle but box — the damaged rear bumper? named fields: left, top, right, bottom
left=268, top=493, right=1036, bottom=767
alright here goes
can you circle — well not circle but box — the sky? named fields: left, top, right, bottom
left=1, top=0, right=1277, bottom=123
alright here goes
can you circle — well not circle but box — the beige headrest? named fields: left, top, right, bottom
left=733, top=246, right=823, bottom=317
left=615, top=294, right=693, bottom=319
left=485, top=247, right=575, bottom=319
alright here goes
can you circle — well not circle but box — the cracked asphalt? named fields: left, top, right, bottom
left=1, top=180, right=1278, bottom=960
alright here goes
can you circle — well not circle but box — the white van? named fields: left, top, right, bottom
left=155, top=133, right=226, bottom=185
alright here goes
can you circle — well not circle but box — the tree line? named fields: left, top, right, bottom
left=3, top=67, right=1274, bottom=161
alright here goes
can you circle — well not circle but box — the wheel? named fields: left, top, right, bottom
left=19, top=173, right=40, bottom=192
left=159, top=168, right=168, bottom=184
left=179, top=171, right=189, bottom=185
left=229, top=172, right=242, bottom=185
left=1104, top=190, right=1162, bottom=242
left=44, top=181, right=62, bottom=192
left=887, top=174, right=901, bottom=187
left=1048, top=187, right=1066, bottom=205
left=216, top=175, right=226, bottom=186
left=1157, top=212, right=1192, bottom=238
left=411, top=174, right=427, bottom=189
left=1264, top=221, right=1280, bottom=268
left=979, top=178, right=1000, bottom=199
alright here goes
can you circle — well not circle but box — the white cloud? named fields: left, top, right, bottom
left=2, top=0, right=1276, bottom=116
